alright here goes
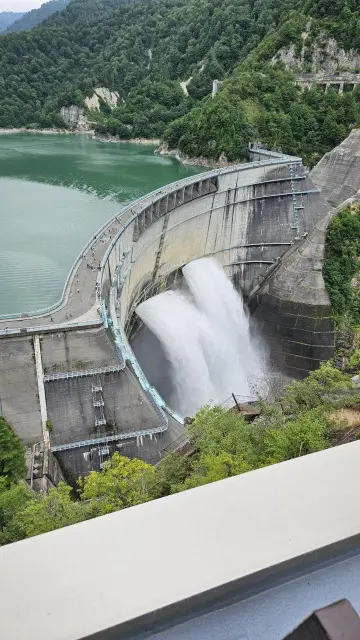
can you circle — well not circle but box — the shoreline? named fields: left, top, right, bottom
left=93, top=135, right=160, bottom=145
left=154, top=143, right=236, bottom=168
left=0, top=128, right=94, bottom=136
left=0, top=128, right=160, bottom=146
left=0, top=128, right=219, bottom=165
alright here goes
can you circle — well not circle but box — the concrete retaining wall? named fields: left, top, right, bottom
left=0, top=337, right=42, bottom=443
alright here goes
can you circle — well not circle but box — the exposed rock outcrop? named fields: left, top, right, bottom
left=85, top=87, right=119, bottom=111
left=155, top=142, right=230, bottom=168
left=60, top=105, right=89, bottom=131
left=274, top=35, right=360, bottom=74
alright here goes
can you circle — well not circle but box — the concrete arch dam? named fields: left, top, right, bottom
left=0, top=145, right=333, bottom=477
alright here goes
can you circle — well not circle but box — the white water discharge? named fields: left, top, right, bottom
left=136, top=258, right=266, bottom=416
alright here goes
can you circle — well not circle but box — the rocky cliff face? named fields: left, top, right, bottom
left=84, top=87, right=119, bottom=111
left=59, top=105, right=89, bottom=131
left=274, top=34, right=360, bottom=75
left=59, top=87, right=119, bottom=130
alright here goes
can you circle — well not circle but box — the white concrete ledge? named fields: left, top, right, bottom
left=1, top=442, right=360, bottom=640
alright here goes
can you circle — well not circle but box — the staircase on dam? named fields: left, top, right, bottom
left=1, top=139, right=353, bottom=479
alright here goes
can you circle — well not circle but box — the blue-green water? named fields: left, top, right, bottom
left=0, top=134, right=202, bottom=315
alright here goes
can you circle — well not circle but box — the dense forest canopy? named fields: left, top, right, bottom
left=0, top=0, right=298, bottom=129
left=0, top=0, right=359, bottom=161
left=164, top=65, right=360, bottom=166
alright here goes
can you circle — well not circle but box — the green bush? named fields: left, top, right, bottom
left=0, top=418, right=26, bottom=485
left=349, top=350, right=360, bottom=369
left=323, top=204, right=360, bottom=325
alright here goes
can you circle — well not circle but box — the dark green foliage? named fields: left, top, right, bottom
left=0, top=0, right=299, bottom=131
left=94, top=80, right=190, bottom=138
left=165, top=65, right=360, bottom=165
left=0, top=0, right=359, bottom=161
left=323, top=204, right=360, bottom=325
left=150, top=452, right=193, bottom=498
left=163, top=0, right=360, bottom=163
left=0, top=479, right=33, bottom=544
left=168, top=402, right=332, bottom=492
left=0, top=417, right=26, bottom=484
left=160, top=364, right=354, bottom=492
left=303, top=1, right=360, bottom=51
left=17, top=483, right=90, bottom=536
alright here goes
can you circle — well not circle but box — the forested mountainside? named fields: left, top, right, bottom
left=165, top=1, right=360, bottom=166
left=7, top=0, right=71, bottom=34
left=0, top=0, right=297, bottom=129
left=0, top=0, right=360, bottom=164
left=0, top=13, right=24, bottom=34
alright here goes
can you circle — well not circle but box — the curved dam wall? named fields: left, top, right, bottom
left=97, top=147, right=330, bottom=430
left=100, top=153, right=326, bottom=344
left=0, top=145, right=335, bottom=475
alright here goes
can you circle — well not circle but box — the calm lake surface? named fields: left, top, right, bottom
left=0, top=134, right=202, bottom=315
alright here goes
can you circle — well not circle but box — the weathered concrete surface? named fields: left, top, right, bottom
left=251, top=214, right=335, bottom=377
left=311, top=129, right=360, bottom=206
left=296, top=72, right=360, bottom=92
left=40, top=327, right=119, bottom=374
left=56, top=412, right=186, bottom=485
left=46, top=369, right=162, bottom=448
left=0, top=336, right=42, bottom=443
left=253, top=184, right=360, bottom=378
left=110, top=161, right=326, bottom=336
left=39, top=328, right=168, bottom=477
left=25, top=441, right=65, bottom=492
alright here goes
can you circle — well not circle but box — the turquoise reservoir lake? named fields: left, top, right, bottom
left=0, top=134, right=201, bottom=315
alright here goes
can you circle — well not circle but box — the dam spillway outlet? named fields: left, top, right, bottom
left=136, top=258, right=267, bottom=417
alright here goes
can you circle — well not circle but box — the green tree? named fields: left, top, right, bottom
left=79, top=453, right=155, bottom=516
left=174, top=452, right=251, bottom=491
left=17, top=483, right=90, bottom=537
left=260, top=408, right=331, bottom=465
left=282, top=363, right=357, bottom=413
left=152, top=452, right=192, bottom=498
left=0, top=417, right=27, bottom=484
left=323, top=204, right=360, bottom=325
left=0, top=478, right=34, bottom=545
